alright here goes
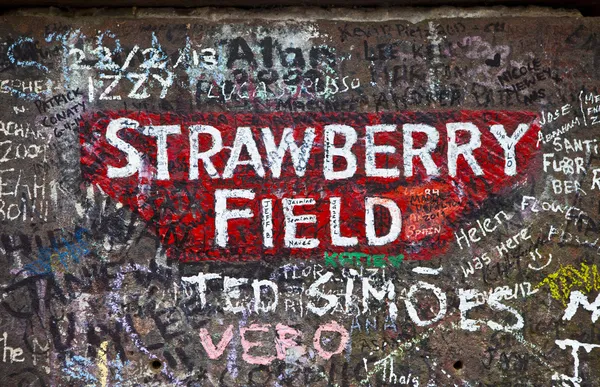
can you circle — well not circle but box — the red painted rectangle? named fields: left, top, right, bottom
left=80, top=111, right=540, bottom=262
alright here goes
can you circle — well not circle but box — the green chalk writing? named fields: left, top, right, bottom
left=324, top=252, right=405, bottom=268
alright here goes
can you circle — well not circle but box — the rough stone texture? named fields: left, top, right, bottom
left=0, top=7, right=599, bottom=386
left=0, top=1, right=598, bottom=11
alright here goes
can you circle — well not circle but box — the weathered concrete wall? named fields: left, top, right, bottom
left=0, top=7, right=599, bottom=386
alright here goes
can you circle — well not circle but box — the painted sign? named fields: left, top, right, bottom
left=81, top=110, right=540, bottom=260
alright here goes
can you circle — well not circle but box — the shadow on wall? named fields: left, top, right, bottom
left=0, top=0, right=598, bottom=16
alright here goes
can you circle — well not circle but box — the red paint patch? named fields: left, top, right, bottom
left=80, top=111, right=540, bottom=262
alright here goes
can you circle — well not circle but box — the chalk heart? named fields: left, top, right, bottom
left=485, top=53, right=501, bottom=67
left=80, top=111, right=541, bottom=262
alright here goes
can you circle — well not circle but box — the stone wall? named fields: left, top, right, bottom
left=0, top=7, right=599, bottom=386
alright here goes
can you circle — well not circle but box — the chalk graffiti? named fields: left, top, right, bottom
left=0, top=11, right=598, bottom=387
